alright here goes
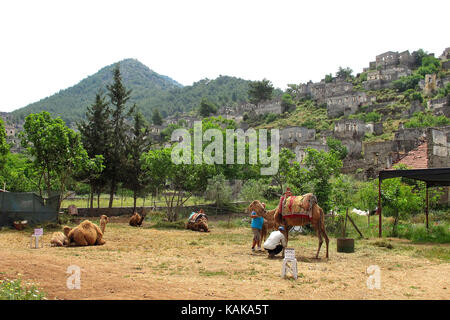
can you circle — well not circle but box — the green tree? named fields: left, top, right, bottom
left=336, top=67, right=353, bottom=80
left=248, top=78, right=274, bottom=105
left=0, top=118, right=10, bottom=172
left=105, top=64, right=134, bottom=208
left=198, top=98, right=218, bottom=117
left=326, top=137, right=348, bottom=160
left=281, top=93, right=296, bottom=113
left=302, top=148, right=343, bottom=213
left=77, top=90, right=111, bottom=208
left=152, top=108, right=163, bottom=125
left=0, top=153, right=37, bottom=192
left=272, top=148, right=297, bottom=195
left=123, top=109, right=152, bottom=211
left=205, top=173, right=233, bottom=213
left=20, top=111, right=103, bottom=211
left=240, top=179, right=265, bottom=202
left=324, top=73, right=333, bottom=83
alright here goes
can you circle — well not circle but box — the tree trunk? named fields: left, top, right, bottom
left=133, top=191, right=137, bottom=213
left=90, top=186, right=94, bottom=209
left=392, top=210, right=399, bottom=237
left=109, top=180, right=115, bottom=208
left=97, top=192, right=100, bottom=208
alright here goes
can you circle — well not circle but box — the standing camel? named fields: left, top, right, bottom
left=248, top=194, right=329, bottom=259
left=259, top=209, right=278, bottom=243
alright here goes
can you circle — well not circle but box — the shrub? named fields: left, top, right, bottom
left=0, top=279, right=46, bottom=300
left=398, top=224, right=450, bottom=243
left=240, top=179, right=265, bottom=202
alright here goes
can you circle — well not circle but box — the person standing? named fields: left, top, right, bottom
left=264, top=226, right=287, bottom=258
left=250, top=210, right=264, bottom=251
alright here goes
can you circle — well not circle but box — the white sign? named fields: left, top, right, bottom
left=34, top=228, right=43, bottom=236
left=284, top=248, right=295, bottom=260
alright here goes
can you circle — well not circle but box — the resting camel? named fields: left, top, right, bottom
left=248, top=193, right=329, bottom=259
left=186, top=209, right=210, bottom=232
left=129, top=212, right=146, bottom=227
left=64, top=215, right=109, bottom=246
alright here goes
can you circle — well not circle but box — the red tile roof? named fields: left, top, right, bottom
left=392, top=142, right=428, bottom=169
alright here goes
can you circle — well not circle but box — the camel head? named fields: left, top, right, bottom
left=100, top=215, right=109, bottom=224
left=248, top=200, right=266, bottom=217
left=63, top=226, right=72, bottom=237
left=100, top=215, right=109, bottom=233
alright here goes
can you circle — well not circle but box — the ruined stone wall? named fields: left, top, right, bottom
left=428, top=96, right=450, bottom=117
left=427, top=126, right=450, bottom=204
left=326, top=92, right=367, bottom=118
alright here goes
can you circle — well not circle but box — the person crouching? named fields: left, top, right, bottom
left=264, top=226, right=287, bottom=258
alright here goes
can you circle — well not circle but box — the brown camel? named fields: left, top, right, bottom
left=248, top=194, right=329, bottom=259
left=64, top=215, right=109, bottom=246
left=260, top=209, right=278, bottom=243
left=186, top=209, right=210, bottom=232
left=129, top=212, right=146, bottom=227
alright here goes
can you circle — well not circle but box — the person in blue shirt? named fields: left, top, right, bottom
left=250, top=210, right=264, bottom=251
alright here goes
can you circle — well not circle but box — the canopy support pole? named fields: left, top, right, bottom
left=426, top=184, right=429, bottom=230
left=378, top=178, right=382, bottom=238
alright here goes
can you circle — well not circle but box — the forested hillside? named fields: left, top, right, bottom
left=11, top=59, right=252, bottom=124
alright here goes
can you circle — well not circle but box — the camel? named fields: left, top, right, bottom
left=260, top=209, right=278, bottom=243
left=64, top=215, right=109, bottom=246
left=248, top=194, right=329, bottom=259
left=129, top=212, right=146, bottom=227
left=50, top=231, right=69, bottom=247
left=186, top=209, right=210, bottom=232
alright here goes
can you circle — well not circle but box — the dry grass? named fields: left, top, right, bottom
left=0, top=217, right=449, bottom=300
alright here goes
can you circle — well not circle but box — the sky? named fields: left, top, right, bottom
left=0, top=0, right=449, bottom=112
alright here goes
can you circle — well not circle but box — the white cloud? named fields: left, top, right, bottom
left=0, top=0, right=448, bottom=112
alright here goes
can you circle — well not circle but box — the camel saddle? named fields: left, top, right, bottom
left=188, top=212, right=208, bottom=223
left=277, top=193, right=316, bottom=219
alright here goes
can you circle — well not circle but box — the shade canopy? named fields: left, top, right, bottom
left=379, top=167, right=450, bottom=187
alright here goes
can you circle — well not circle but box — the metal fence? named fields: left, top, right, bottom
left=0, top=192, right=59, bottom=227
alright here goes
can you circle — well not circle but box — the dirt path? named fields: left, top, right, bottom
left=0, top=222, right=449, bottom=300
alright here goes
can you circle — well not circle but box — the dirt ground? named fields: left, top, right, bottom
left=0, top=216, right=449, bottom=300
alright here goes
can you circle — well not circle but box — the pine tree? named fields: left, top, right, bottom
left=77, top=90, right=111, bottom=208
left=123, top=109, right=152, bottom=211
left=152, top=108, right=163, bottom=125
left=105, top=64, right=134, bottom=208
left=248, top=78, right=274, bottom=106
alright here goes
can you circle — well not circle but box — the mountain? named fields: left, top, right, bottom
left=11, top=59, right=252, bottom=124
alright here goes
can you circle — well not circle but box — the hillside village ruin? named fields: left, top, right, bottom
left=2, top=48, right=450, bottom=201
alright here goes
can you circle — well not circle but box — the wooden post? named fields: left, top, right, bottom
left=347, top=213, right=364, bottom=239
left=378, top=178, right=382, bottom=238
left=343, top=208, right=348, bottom=238
left=426, top=184, right=429, bottom=230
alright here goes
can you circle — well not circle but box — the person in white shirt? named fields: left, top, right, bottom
left=263, top=226, right=287, bottom=258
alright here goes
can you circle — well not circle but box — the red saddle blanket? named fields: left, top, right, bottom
left=277, top=194, right=314, bottom=219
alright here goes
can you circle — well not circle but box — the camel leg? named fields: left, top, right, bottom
left=315, top=225, right=323, bottom=259
left=282, top=224, right=289, bottom=258
left=321, top=223, right=329, bottom=259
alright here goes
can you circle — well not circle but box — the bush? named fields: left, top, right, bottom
left=404, top=112, right=450, bottom=128
left=240, top=179, right=265, bottom=202
left=0, top=279, right=46, bottom=300
left=398, top=224, right=450, bottom=243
